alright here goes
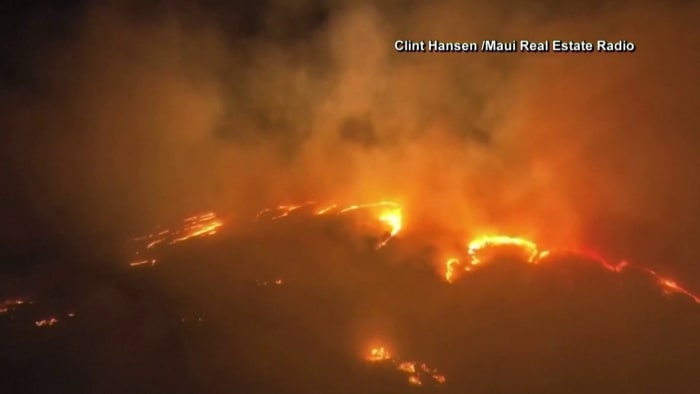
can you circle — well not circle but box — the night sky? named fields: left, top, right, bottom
left=1, top=1, right=700, bottom=393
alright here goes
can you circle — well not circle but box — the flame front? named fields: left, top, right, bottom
left=468, top=235, right=540, bottom=265
left=258, top=201, right=403, bottom=248
left=127, top=202, right=700, bottom=306
left=443, top=234, right=700, bottom=305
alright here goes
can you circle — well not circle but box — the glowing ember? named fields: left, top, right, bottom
left=364, top=346, right=445, bottom=387
left=398, top=361, right=416, bottom=373
left=432, top=374, right=446, bottom=384
left=129, top=259, right=156, bottom=267
left=0, top=299, right=25, bottom=314
left=35, top=317, right=58, bottom=327
left=255, top=201, right=317, bottom=221
left=408, top=375, right=422, bottom=386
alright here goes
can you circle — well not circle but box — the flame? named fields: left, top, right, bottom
left=468, top=235, right=540, bottom=265
left=364, top=346, right=445, bottom=387
left=432, top=374, right=446, bottom=384
left=35, top=317, right=58, bottom=327
left=255, top=201, right=317, bottom=221
left=129, top=259, right=156, bottom=267
left=339, top=202, right=403, bottom=247
left=257, top=200, right=403, bottom=248
left=127, top=202, right=700, bottom=306
left=445, top=258, right=461, bottom=283
left=129, top=201, right=403, bottom=266
left=378, top=209, right=402, bottom=237
left=169, top=212, right=223, bottom=244
left=408, top=375, right=422, bottom=386
left=129, top=212, right=223, bottom=267
left=315, top=204, right=338, bottom=215
left=367, top=346, right=392, bottom=362
left=443, top=234, right=700, bottom=305
left=643, top=268, right=700, bottom=304
left=398, top=361, right=416, bottom=373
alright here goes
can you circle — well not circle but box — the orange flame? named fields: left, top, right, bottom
left=443, top=234, right=700, bottom=305
left=364, top=345, right=445, bottom=387
left=398, top=361, right=416, bottom=373
left=257, top=201, right=403, bottom=248
left=432, top=374, right=446, bottom=384
left=129, top=212, right=223, bottom=267
left=445, top=258, right=461, bottom=283
left=408, top=375, right=422, bottom=386
left=127, top=202, right=700, bottom=306
left=255, top=201, right=317, bottom=221
left=468, top=235, right=540, bottom=265
left=315, top=204, right=338, bottom=215
left=366, top=346, right=392, bottom=362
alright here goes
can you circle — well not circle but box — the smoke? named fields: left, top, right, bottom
left=2, top=0, right=699, bottom=279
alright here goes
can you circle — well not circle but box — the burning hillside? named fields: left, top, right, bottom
left=2, top=202, right=700, bottom=393
left=127, top=202, right=700, bottom=308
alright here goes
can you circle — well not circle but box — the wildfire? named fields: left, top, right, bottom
left=169, top=212, right=223, bottom=243
left=315, top=204, right=338, bottom=215
left=129, top=212, right=223, bottom=267
left=126, top=201, right=700, bottom=307
left=366, top=346, right=392, bottom=362
left=364, top=346, right=445, bottom=387
left=468, top=235, right=540, bottom=265
left=445, top=258, right=460, bottom=284
left=256, top=200, right=403, bottom=248
left=378, top=209, right=402, bottom=237
left=0, top=299, right=26, bottom=314
left=644, top=269, right=700, bottom=304
left=443, top=234, right=700, bottom=305
left=408, top=375, right=422, bottom=386
left=398, top=361, right=416, bottom=373
left=34, top=312, right=75, bottom=328
left=255, top=202, right=317, bottom=221
left=129, top=259, right=157, bottom=267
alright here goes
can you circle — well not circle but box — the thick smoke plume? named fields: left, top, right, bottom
left=2, top=0, right=700, bottom=283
